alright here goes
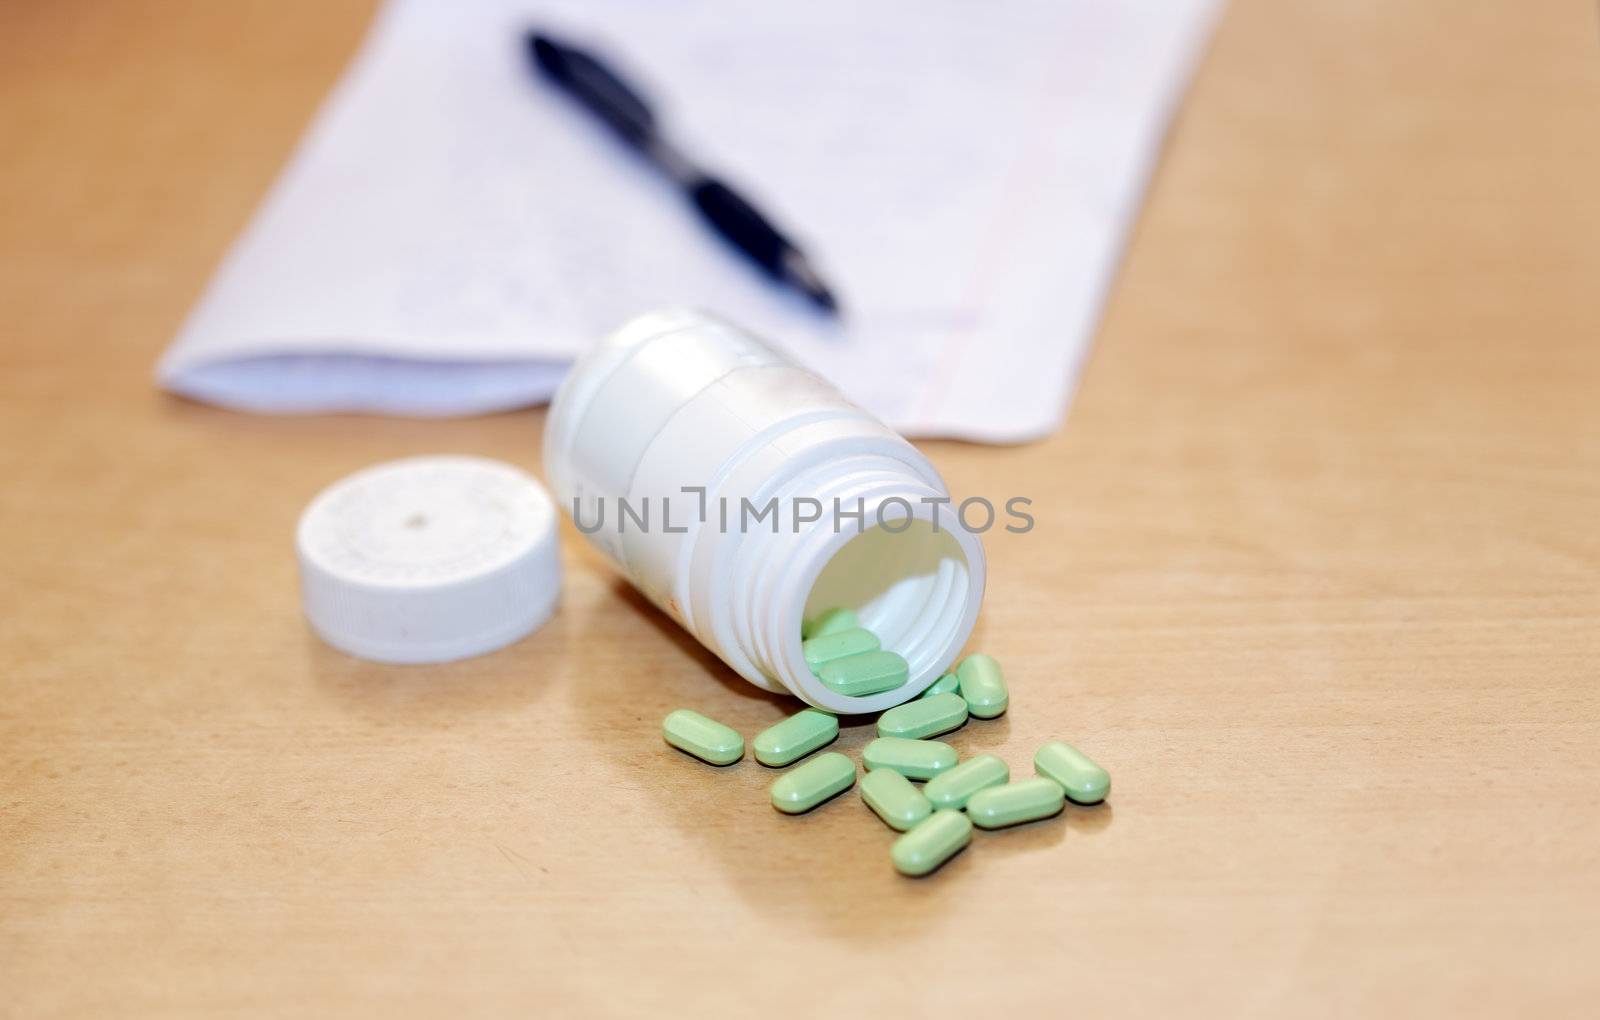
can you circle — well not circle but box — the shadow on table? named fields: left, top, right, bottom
left=301, top=610, right=561, bottom=725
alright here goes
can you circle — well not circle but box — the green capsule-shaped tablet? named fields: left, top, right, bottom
left=1035, top=740, right=1111, bottom=804
left=923, top=754, right=1009, bottom=810
left=920, top=672, right=960, bottom=699
left=892, top=809, right=972, bottom=877
left=876, top=691, right=968, bottom=739
left=817, top=649, right=908, bottom=697
left=770, top=752, right=856, bottom=814
left=662, top=709, right=744, bottom=766
left=966, top=777, right=1066, bottom=829
left=752, top=708, right=838, bottom=767
left=802, top=627, right=880, bottom=671
left=802, top=607, right=858, bottom=639
left=956, top=653, right=1009, bottom=719
left=862, top=736, right=958, bottom=780
left=860, top=767, right=933, bottom=832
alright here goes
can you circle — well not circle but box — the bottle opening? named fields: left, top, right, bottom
left=798, top=515, right=984, bottom=708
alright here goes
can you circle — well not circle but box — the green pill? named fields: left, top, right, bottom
left=920, top=672, right=960, bottom=699
left=770, top=752, right=856, bottom=814
left=862, top=736, right=958, bottom=780
left=752, top=708, right=838, bottom=767
left=956, top=653, right=1009, bottom=719
left=965, top=777, right=1066, bottom=829
left=1035, top=740, right=1111, bottom=804
left=818, top=649, right=908, bottom=696
left=892, top=809, right=972, bottom=877
left=923, top=754, right=1009, bottom=810
left=876, top=691, right=968, bottom=739
left=662, top=708, right=744, bottom=766
left=860, top=767, right=933, bottom=832
left=802, top=607, right=859, bottom=639
left=802, top=627, right=880, bottom=671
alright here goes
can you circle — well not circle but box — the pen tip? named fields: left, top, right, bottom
left=810, top=285, right=839, bottom=316
left=781, top=249, right=840, bottom=316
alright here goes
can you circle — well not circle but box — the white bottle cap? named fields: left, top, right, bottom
left=296, top=455, right=561, bottom=664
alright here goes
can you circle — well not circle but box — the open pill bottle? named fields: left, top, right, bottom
left=544, top=310, right=985, bottom=712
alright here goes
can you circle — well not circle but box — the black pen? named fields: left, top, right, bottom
left=526, top=31, right=839, bottom=315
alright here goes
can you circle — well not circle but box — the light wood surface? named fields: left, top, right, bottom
left=4, top=1, right=1598, bottom=1015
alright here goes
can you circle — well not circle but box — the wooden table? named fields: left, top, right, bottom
left=4, top=1, right=1597, bottom=1014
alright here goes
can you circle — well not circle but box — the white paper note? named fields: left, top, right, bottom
left=158, top=0, right=1217, bottom=441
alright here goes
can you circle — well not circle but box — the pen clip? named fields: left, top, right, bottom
left=528, top=33, right=656, bottom=150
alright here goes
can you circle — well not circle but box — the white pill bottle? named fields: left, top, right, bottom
left=544, top=309, right=986, bottom=713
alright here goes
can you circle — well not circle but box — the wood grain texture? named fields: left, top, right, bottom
left=3, top=1, right=1598, bottom=1015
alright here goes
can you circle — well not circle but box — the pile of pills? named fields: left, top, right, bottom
left=661, top=608, right=1111, bottom=877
